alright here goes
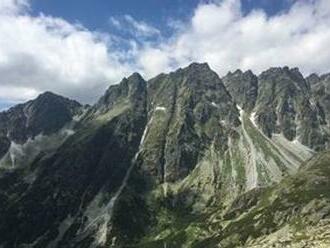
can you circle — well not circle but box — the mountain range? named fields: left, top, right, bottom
left=0, top=63, right=329, bottom=247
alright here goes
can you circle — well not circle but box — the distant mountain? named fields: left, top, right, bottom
left=0, top=92, right=83, bottom=168
left=0, top=63, right=329, bottom=247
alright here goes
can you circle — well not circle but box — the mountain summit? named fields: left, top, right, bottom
left=0, top=63, right=329, bottom=247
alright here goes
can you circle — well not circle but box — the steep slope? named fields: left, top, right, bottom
left=222, top=68, right=316, bottom=188
left=112, top=64, right=315, bottom=247
left=0, top=92, right=83, bottom=169
left=141, top=63, right=240, bottom=186
left=135, top=150, right=330, bottom=248
left=222, top=69, right=258, bottom=112
left=144, top=64, right=313, bottom=205
left=211, top=150, right=330, bottom=248
left=308, top=73, right=330, bottom=131
left=0, top=73, right=149, bottom=248
left=0, top=63, right=328, bottom=248
left=0, top=91, right=82, bottom=143
left=255, top=67, right=328, bottom=150
left=224, top=67, right=329, bottom=151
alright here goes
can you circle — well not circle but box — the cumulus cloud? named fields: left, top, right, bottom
left=0, top=0, right=28, bottom=15
left=0, top=0, right=133, bottom=104
left=138, top=0, right=330, bottom=77
left=1, top=0, right=330, bottom=106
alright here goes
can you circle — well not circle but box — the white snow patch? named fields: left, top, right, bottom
left=61, top=128, right=75, bottom=136
left=250, top=111, right=258, bottom=128
left=236, top=105, right=243, bottom=122
left=155, top=106, right=166, bottom=112
left=211, top=102, right=219, bottom=108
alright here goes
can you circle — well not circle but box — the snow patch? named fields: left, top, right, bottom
left=155, top=106, right=166, bottom=112
left=211, top=102, right=219, bottom=108
left=61, top=128, right=75, bottom=136
left=250, top=111, right=258, bottom=128
left=237, top=105, right=243, bottom=122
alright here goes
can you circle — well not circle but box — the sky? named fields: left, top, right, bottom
left=1, top=0, right=330, bottom=110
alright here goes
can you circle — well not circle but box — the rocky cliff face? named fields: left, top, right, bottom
left=308, top=73, right=330, bottom=129
left=0, top=92, right=82, bottom=143
left=255, top=67, right=328, bottom=150
left=0, top=92, right=83, bottom=169
left=141, top=63, right=240, bottom=184
left=224, top=67, right=329, bottom=151
left=0, top=73, right=148, bottom=247
left=223, top=69, right=258, bottom=112
left=0, top=63, right=329, bottom=248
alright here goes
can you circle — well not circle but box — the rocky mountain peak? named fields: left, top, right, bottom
left=184, top=62, right=211, bottom=71
left=259, top=66, right=309, bottom=92
left=36, top=91, right=63, bottom=99
left=255, top=66, right=328, bottom=149
left=0, top=92, right=82, bottom=143
left=95, top=72, right=147, bottom=113
left=0, top=91, right=82, bottom=166
left=306, top=73, right=321, bottom=86
left=165, top=62, right=219, bottom=89
left=222, top=68, right=258, bottom=112
left=1, top=64, right=330, bottom=248
left=320, top=72, right=330, bottom=81
left=141, top=62, right=240, bottom=183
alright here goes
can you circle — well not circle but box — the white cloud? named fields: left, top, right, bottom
left=0, top=85, right=38, bottom=102
left=1, top=0, right=330, bottom=106
left=0, top=0, right=133, bottom=104
left=138, top=48, right=173, bottom=77
left=137, top=0, right=330, bottom=77
left=109, top=15, right=160, bottom=38
left=0, top=0, right=28, bottom=15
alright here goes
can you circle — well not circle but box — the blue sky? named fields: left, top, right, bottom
left=1, top=0, right=330, bottom=110
left=29, top=0, right=294, bottom=39
left=0, top=101, right=15, bottom=111
left=31, top=0, right=200, bottom=35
